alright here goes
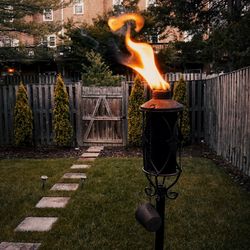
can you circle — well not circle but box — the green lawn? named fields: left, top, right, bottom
left=0, top=157, right=249, bottom=250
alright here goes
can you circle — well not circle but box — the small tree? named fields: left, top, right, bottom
left=82, top=50, right=120, bottom=86
left=172, top=77, right=190, bottom=144
left=53, top=74, right=73, bottom=146
left=128, top=75, right=145, bottom=146
left=14, top=82, right=33, bottom=146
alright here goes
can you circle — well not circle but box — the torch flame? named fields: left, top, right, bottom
left=108, top=13, right=170, bottom=90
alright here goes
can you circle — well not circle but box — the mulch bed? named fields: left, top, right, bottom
left=0, top=144, right=249, bottom=192
left=0, top=146, right=86, bottom=159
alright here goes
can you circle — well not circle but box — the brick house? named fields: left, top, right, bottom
left=1, top=0, right=171, bottom=48
left=0, top=0, right=184, bottom=75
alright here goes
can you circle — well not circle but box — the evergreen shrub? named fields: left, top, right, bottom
left=82, top=50, right=121, bottom=86
left=128, top=75, right=145, bottom=146
left=172, top=77, right=190, bottom=143
left=14, top=82, right=33, bottom=146
left=53, top=74, right=73, bottom=146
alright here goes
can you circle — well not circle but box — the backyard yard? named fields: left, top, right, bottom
left=0, top=1, right=249, bottom=249
left=0, top=153, right=249, bottom=250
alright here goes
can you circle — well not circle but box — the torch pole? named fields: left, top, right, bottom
left=155, top=185, right=166, bottom=250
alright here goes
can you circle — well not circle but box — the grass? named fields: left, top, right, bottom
left=0, top=156, right=249, bottom=250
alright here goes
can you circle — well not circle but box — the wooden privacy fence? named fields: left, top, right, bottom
left=1, top=69, right=249, bottom=176
left=0, top=81, right=82, bottom=146
left=0, top=81, right=128, bottom=146
left=204, top=67, right=250, bottom=176
left=0, top=73, right=205, bottom=146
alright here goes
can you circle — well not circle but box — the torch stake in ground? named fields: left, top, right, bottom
left=136, top=90, right=183, bottom=250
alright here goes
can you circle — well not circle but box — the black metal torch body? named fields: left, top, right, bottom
left=141, top=90, right=183, bottom=177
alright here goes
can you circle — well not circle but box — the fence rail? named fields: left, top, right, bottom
left=204, top=67, right=250, bottom=176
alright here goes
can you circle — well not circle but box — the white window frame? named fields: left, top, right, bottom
left=4, top=5, right=14, bottom=22
left=12, top=38, right=19, bottom=47
left=47, top=35, right=56, bottom=48
left=146, top=0, right=157, bottom=8
left=113, top=0, right=123, bottom=6
left=74, top=0, right=84, bottom=14
left=43, top=9, right=53, bottom=21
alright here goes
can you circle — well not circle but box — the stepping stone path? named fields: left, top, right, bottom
left=35, top=197, right=70, bottom=208
left=15, top=217, right=58, bottom=232
left=0, top=242, right=41, bottom=250
left=5, top=146, right=104, bottom=249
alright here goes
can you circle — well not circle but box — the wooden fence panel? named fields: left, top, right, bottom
left=81, top=83, right=127, bottom=146
left=204, top=67, right=250, bottom=176
left=170, top=79, right=205, bottom=142
left=0, top=81, right=81, bottom=146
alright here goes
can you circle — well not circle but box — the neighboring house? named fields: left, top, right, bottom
left=0, top=0, right=163, bottom=49
left=0, top=0, right=185, bottom=76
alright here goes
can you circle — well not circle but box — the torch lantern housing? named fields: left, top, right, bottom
left=140, top=90, right=183, bottom=176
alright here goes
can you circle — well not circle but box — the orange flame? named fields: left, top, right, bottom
left=108, top=13, right=170, bottom=90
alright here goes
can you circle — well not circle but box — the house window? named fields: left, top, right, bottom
left=113, top=0, right=123, bottom=6
left=0, top=38, right=11, bottom=47
left=0, top=37, right=19, bottom=47
left=4, top=5, right=14, bottom=22
left=183, top=31, right=193, bottom=42
left=47, top=35, right=56, bottom=48
left=146, top=0, right=157, bottom=8
left=12, top=39, right=19, bottom=47
left=150, top=34, right=159, bottom=43
left=74, top=0, right=84, bottom=14
left=43, top=9, right=53, bottom=21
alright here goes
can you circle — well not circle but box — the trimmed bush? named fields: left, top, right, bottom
left=14, top=82, right=33, bottom=146
left=53, top=74, right=73, bottom=146
left=128, top=75, right=145, bottom=146
left=172, top=77, right=190, bottom=143
left=82, top=50, right=120, bottom=86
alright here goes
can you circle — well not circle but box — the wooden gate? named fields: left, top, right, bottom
left=81, top=83, right=128, bottom=146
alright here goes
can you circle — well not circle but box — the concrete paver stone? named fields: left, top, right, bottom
left=35, top=197, right=70, bottom=208
left=78, top=157, right=96, bottom=162
left=0, top=242, right=41, bottom=250
left=70, top=164, right=91, bottom=169
left=50, top=183, right=79, bottom=191
left=62, top=173, right=87, bottom=179
left=15, top=217, right=58, bottom=232
left=87, top=146, right=104, bottom=153
left=81, top=152, right=99, bottom=158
